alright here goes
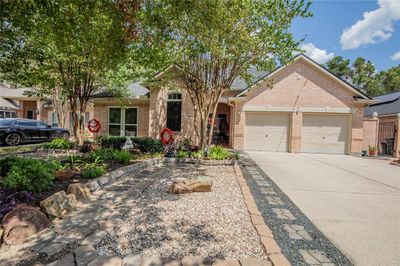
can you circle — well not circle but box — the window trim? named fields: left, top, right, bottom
left=107, top=106, right=139, bottom=137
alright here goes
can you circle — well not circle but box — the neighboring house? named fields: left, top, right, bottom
left=0, top=83, right=94, bottom=132
left=364, top=92, right=400, bottom=157
left=93, top=54, right=376, bottom=155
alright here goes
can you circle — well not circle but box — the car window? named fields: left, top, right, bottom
left=36, top=122, right=48, bottom=128
left=0, top=119, right=15, bottom=126
left=18, top=121, right=37, bottom=127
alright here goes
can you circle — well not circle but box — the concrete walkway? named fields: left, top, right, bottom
left=247, top=152, right=400, bottom=266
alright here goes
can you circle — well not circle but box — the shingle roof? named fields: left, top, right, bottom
left=364, top=93, right=400, bottom=117
left=93, top=82, right=149, bottom=98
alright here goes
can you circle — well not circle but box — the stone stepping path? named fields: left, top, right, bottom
left=239, top=154, right=353, bottom=266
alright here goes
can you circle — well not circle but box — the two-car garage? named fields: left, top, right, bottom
left=244, top=112, right=350, bottom=154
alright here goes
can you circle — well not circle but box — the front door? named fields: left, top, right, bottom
left=212, top=114, right=229, bottom=145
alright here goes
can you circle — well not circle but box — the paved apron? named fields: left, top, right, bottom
left=239, top=154, right=352, bottom=266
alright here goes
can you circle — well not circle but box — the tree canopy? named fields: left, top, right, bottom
left=325, top=56, right=400, bottom=97
left=139, top=0, right=311, bottom=148
left=0, top=0, right=137, bottom=143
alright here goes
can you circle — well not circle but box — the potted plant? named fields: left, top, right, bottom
left=368, top=145, right=377, bottom=157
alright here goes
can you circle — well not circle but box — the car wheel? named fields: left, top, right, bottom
left=5, top=133, right=21, bottom=146
left=60, top=132, right=69, bottom=139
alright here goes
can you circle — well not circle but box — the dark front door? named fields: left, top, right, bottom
left=213, top=114, right=229, bottom=145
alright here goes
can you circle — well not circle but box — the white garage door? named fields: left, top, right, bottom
left=302, top=114, right=349, bottom=154
left=245, top=113, right=289, bottom=152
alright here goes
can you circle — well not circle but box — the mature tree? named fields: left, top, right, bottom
left=140, top=0, right=311, bottom=149
left=351, top=57, right=378, bottom=95
left=376, top=66, right=400, bottom=96
left=0, top=0, right=135, bottom=144
left=325, top=56, right=381, bottom=96
left=325, top=56, right=351, bottom=80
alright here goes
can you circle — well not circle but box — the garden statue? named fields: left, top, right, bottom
left=122, top=136, right=134, bottom=150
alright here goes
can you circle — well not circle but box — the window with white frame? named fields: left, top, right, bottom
left=167, top=93, right=182, bottom=132
left=51, top=112, right=58, bottom=127
left=108, top=107, right=138, bottom=137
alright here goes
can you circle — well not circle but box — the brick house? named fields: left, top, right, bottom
left=363, top=92, right=400, bottom=157
left=0, top=83, right=94, bottom=131
left=93, top=54, right=376, bottom=155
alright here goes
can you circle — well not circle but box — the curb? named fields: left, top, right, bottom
left=234, top=163, right=291, bottom=266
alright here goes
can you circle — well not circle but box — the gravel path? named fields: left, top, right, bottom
left=96, top=164, right=267, bottom=261
left=239, top=153, right=352, bottom=266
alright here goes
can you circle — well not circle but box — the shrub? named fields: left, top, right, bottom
left=87, top=148, right=115, bottom=162
left=176, top=150, right=189, bottom=158
left=1, top=157, right=61, bottom=192
left=131, top=137, right=163, bottom=153
left=112, top=150, right=132, bottom=165
left=98, top=136, right=127, bottom=150
left=208, top=145, right=230, bottom=160
left=86, top=148, right=132, bottom=165
left=82, top=166, right=106, bottom=179
left=42, top=138, right=74, bottom=150
left=0, top=156, right=18, bottom=177
left=191, top=150, right=204, bottom=159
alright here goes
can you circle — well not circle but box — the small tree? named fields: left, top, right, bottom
left=140, top=0, right=311, bottom=149
left=0, top=0, right=135, bottom=144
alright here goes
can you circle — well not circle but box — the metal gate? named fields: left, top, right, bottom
left=378, top=122, right=396, bottom=155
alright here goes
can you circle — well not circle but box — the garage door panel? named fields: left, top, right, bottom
left=302, top=114, right=348, bottom=154
left=245, top=113, right=289, bottom=152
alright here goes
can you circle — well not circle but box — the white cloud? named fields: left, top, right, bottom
left=299, top=43, right=334, bottom=64
left=391, top=50, right=400, bottom=60
left=340, top=0, right=400, bottom=50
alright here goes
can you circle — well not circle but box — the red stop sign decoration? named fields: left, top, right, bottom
left=88, top=119, right=101, bottom=133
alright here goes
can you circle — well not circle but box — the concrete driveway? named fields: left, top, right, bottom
left=247, top=151, right=400, bottom=266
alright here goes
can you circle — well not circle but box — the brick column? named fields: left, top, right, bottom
left=290, top=111, right=302, bottom=153
left=351, top=106, right=364, bottom=155
left=232, top=102, right=245, bottom=150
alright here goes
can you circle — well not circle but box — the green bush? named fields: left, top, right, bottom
left=131, top=137, right=163, bottom=153
left=0, top=156, right=18, bottom=177
left=112, top=150, right=132, bottom=165
left=191, top=150, right=204, bottom=159
left=97, top=136, right=163, bottom=153
left=87, top=148, right=115, bottom=162
left=82, top=166, right=106, bottom=179
left=42, top=138, right=74, bottom=150
left=176, top=150, right=189, bottom=158
left=86, top=148, right=132, bottom=165
left=98, top=136, right=127, bottom=149
left=208, top=145, right=231, bottom=160
left=1, top=157, right=61, bottom=192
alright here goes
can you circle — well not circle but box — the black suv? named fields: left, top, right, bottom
left=0, top=118, right=70, bottom=146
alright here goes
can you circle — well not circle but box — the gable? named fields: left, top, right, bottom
left=243, top=59, right=356, bottom=109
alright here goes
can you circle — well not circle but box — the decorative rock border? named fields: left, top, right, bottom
left=86, top=158, right=235, bottom=193
left=234, top=163, right=291, bottom=266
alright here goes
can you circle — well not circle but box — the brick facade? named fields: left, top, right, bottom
left=92, top=56, right=370, bottom=154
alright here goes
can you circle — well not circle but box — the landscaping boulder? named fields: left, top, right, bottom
left=40, top=191, right=77, bottom=218
left=67, top=183, right=92, bottom=202
left=2, top=204, right=50, bottom=245
left=168, top=176, right=212, bottom=194
left=55, top=169, right=76, bottom=181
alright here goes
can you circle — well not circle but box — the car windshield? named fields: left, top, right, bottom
left=0, top=120, right=15, bottom=126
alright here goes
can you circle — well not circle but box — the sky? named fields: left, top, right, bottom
left=292, top=0, right=400, bottom=71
